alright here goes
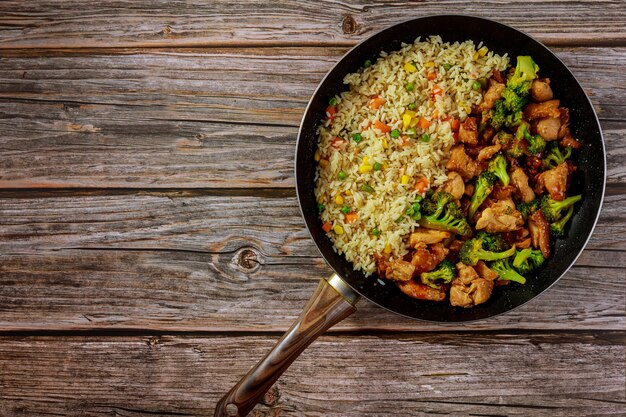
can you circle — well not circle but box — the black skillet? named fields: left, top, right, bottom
left=215, top=15, right=605, bottom=416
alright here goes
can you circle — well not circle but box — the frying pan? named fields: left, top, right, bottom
left=215, top=15, right=605, bottom=416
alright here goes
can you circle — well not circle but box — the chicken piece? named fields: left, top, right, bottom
left=511, top=167, right=536, bottom=203
left=397, top=280, right=446, bottom=302
left=491, top=184, right=515, bottom=200
left=464, top=183, right=474, bottom=197
left=374, top=253, right=390, bottom=279
left=530, top=78, right=553, bottom=102
left=458, top=117, right=479, bottom=146
left=480, top=126, right=496, bottom=143
left=529, top=210, right=551, bottom=258
left=408, top=228, right=451, bottom=246
left=446, top=145, right=482, bottom=180
left=535, top=162, right=568, bottom=201
left=491, top=69, right=505, bottom=84
left=386, top=258, right=416, bottom=282
left=535, top=117, right=561, bottom=141
left=438, top=171, right=465, bottom=200
left=449, top=263, right=494, bottom=308
left=477, top=143, right=502, bottom=161
left=475, top=199, right=524, bottom=233
left=558, top=108, right=570, bottom=138
left=515, top=237, right=532, bottom=249
left=560, top=135, right=582, bottom=150
left=475, top=261, right=499, bottom=281
left=410, top=242, right=448, bottom=275
left=479, top=82, right=506, bottom=111
left=524, top=99, right=560, bottom=120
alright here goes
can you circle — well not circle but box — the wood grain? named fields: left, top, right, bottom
left=1, top=1, right=625, bottom=49
left=0, top=194, right=623, bottom=332
left=0, top=333, right=623, bottom=416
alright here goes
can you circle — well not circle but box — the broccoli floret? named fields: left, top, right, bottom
left=459, top=237, right=516, bottom=266
left=516, top=123, right=546, bottom=155
left=501, top=88, right=528, bottom=113
left=491, top=258, right=527, bottom=284
left=517, top=199, right=540, bottom=220
left=495, top=131, right=513, bottom=148
left=543, top=142, right=572, bottom=169
left=506, top=56, right=539, bottom=97
left=550, top=205, right=575, bottom=237
left=512, top=248, right=545, bottom=275
left=476, top=231, right=510, bottom=252
left=420, top=260, right=457, bottom=289
left=421, top=192, right=454, bottom=216
left=540, top=194, right=582, bottom=222
left=488, top=153, right=510, bottom=186
left=419, top=200, right=472, bottom=237
left=468, top=171, right=497, bottom=219
left=490, top=100, right=524, bottom=130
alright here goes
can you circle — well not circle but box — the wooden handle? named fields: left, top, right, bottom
left=214, top=275, right=359, bottom=417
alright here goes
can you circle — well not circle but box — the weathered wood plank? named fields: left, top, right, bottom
left=0, top=194, right=623, bottom=331
left=0, top=1, right=625, bottom=49
left=0, top=333, right=623, bottom=416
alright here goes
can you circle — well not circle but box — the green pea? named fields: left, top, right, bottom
left=364, top=59, right=372, bottom=68
left=329, top=97, right=338, bottom=106
left=407, top=102, right=416, bottom=110
left=352, top=133, right=362, bottom=143
left=405, top=82, right=415, bottom=92
left=360, top=184, right=375, bottom=193
left=421, top=133, right=430, bottom=143
left=338, top=171, right=347, bottom=180
left=443, top=63, right=452, bottom=71
left=373, top=162, right=382, bottom=171
left=317, top=203, right=325, bottom=212
left=390, top=129, right=401, bottom=138
left=407, top=128, right=416, bottom=137
left=341, top=206, right=350, bottom=214
left=472, top=80, right=481, bottom=90
left=371, top=228, right=381, bottom=236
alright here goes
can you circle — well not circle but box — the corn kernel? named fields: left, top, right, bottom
left=381, top=137, right=388, bottom=149
left=401, top=175, right=410, bottom=184
left=424, top=61, right=435, bottom=68
left=384, top=243, right=392, bottom=254
left=344, top=190, right=352, bottom=196
left=359, top=164, right=373, bottom=174
left=404, top=62, right=417, bottom=73
left=333, top=225, right=344, bottom=235
left=319, top=159, right=329, bottom=168
left=362, top=156, right=369, bottom=164
left=473, top=52, right=479, bottom=61
left=402, top=113, right=412, bottom=129
left=478, top=46, right=488, bottom=57
left=317, top=196, right=324, bottom=204
left=314, top=150, right=320, bottom=162
left=335, top=195, right=344, bottom=205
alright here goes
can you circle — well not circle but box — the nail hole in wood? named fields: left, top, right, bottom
left=341, top=14, right=358, bottom=34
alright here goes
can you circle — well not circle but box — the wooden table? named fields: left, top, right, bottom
left=1, top=2, right=624, bottom=415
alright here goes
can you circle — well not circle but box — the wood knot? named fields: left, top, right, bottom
left=341, top=14, right=358, bottom=34
left=162, top=25, right=173, bottom=38
left=261, top=384, right=280, bottom=406
left=146, top=336, right=159, bottom=347
left=233, top=247, right=261, bottom=273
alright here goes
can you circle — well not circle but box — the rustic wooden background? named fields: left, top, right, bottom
left=0, top=1, right=625, bottom=416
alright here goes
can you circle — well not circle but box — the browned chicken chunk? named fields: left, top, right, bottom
left=535, top=162, right=568, bottom=201
left=458, top=117, right=479, bottom=146
left=511, top=167, right=536, bottom=203
left=437, top=171, right=465, bottom=200
left=408, top=229, right=451, bottom=246
left=535, top=117, right=561, bottom=141
left=475, top=261, right=499, bottom=281
left=449, top=263, right=494, bottom=308
left=524, top=99, right=560, bottom=120
left=479, top=82, right=505, bottom=111
left=560, top=135, right=582, bottom=150
left=477, top=143, right=502, bottom=161
left=397, top=280, right=446, bottom=302
left=475, top=199, right=524, bottom=233
left=446, top=145, right=482, bottom=180
left=529, top=210, right=551, bottom=258
left=386, top=258, right=416, bottom=282
left=530, top=78, right=553, bottom=102
left=410, top=242, right=448, bottom=275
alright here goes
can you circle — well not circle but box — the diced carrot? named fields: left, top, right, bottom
left=399, top=135, right=410, bottom=146
left=426, top=71, right=437, bottom=80
left=414, top=176, right=429, bottom=194
left=331, top=137, right=346, bottom=150
left=326, top=105, right=336, bottom=118
left=432, top=109, right=439, bottom=119
left=369, top=96, right=386, bottom=110
left=450, top=118, right=460, bottom=131
left=322, top=222, right=332, bottom=233
left=432, top=85, right=443, bottom=96
left=418, top=117, right=431, bottom=130
left=374, top=120, right=391, bottom=133
left=441, top=115, right=450, bottom=122
left=345, top=212, right=358, bottom=223
left=453, top=131, right=459, bottom=143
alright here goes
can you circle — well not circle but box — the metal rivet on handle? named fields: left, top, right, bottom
left=225, top=403, right=238, bottom=417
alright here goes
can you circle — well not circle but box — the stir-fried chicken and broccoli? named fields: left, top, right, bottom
left=374, top=56, right=582, bottom=308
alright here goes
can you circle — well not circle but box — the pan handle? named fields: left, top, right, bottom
left=214, top=274, right=359, bottom=417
